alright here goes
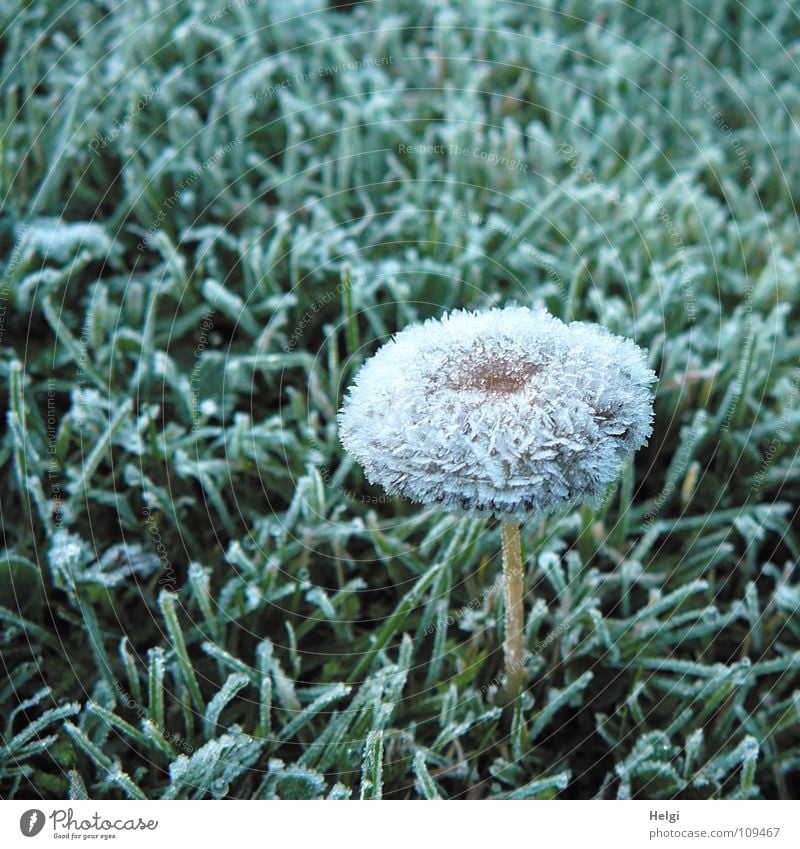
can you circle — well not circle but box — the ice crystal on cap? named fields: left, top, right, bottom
left=338, top=305, right=657, bottom=518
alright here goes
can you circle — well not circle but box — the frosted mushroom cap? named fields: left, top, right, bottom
left=338, top=305, right=657, bottom=518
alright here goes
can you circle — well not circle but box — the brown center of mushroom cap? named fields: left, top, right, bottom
left=447, top=357, right=540, bottom=395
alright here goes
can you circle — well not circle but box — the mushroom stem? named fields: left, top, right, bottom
left=501, top=521, right=526, bottom=696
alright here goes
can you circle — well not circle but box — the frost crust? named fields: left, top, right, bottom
left=338, top=306, right=657, bottom=518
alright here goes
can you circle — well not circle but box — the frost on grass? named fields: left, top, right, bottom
left=339, top=305, right=657, bottom=517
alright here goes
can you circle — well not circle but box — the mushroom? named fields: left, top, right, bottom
left=339, top=304, right=656, bottom=694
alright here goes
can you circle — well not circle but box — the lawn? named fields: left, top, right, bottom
left=1, top=0, right=799, bottom=800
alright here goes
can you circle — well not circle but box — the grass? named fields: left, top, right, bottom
left=0, top=0, right=799, bottom=800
